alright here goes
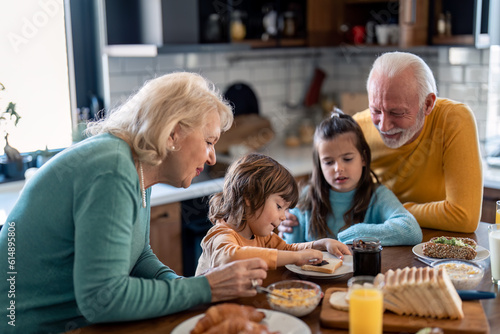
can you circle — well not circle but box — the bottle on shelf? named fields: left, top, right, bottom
left=445, top=11, right=452, bottom=36
left=230, top=10, right=246, bottom=41
left=437, top=13, right=446, bottom=37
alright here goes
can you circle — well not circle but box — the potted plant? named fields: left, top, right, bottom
left=0, top=82, right=30, bottom=180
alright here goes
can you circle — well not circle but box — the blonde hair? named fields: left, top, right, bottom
left=209, top=153, right=298, bottom=231
left=86, top=72, right=233, bottom=165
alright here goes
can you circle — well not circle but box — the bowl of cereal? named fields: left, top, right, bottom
left=266, top=280, right=322, bottom=317
left=431, top=259, right=484, bottom=290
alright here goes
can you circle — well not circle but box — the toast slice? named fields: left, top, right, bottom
left=436, top=267, right=464, bottom=319
left=301, top=258, right=343, bottom=274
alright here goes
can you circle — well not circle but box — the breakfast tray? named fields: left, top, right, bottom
left=320, top=288, right=490, bottom=333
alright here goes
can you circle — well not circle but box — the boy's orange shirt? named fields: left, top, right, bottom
left=195, top=222, right=314, bottom=276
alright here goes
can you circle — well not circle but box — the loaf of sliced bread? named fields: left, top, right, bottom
left=374, top=266, right=464, bottom=319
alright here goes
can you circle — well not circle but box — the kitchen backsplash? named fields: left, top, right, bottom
left=105, top=46, right=494, bottom=152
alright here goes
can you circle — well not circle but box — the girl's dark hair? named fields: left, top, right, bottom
left=209, top=153, right=298, bottom=231
left=298, top=109, right=379, bottom=238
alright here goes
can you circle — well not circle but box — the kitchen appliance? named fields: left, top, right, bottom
left=216, top=83, right=274, bottom=156
left=181, top=196, right=211, bottom=277
left=224, top=82, right=259, bottom=116
left=485, top=0, right=500, bottom=167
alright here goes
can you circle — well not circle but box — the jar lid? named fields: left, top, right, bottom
left=352, top=237, right=382, bottom=251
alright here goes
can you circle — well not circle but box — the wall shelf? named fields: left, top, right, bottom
left=432, top=34, right=474, bottom=46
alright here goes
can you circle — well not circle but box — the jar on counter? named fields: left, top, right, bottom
left=352, top=237, right=382, bottom=277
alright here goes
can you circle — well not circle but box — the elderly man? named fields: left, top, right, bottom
left=280, top=52, right=482, bottom=234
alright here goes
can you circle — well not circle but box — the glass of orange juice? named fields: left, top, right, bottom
left=348, top=276, right=383, bottom=334
left=496, top=200, right=500, bottom=225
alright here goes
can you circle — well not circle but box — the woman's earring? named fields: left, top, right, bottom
left=171, top=145, right=176, bottom=150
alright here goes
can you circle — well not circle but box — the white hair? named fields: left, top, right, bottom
left=366, top=52, right=438, bottom=108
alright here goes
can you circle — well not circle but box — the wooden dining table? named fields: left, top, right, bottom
left=68, top=222, right=499, bottom=334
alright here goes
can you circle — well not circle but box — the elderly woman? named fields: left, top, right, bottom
left=0, top=72, right=268, bottom=333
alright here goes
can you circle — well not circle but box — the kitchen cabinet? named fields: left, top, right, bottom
left=481, top=187, right=500, bottom=224
left=98, top=0, right=446, bottom=52
left=228, top=0, right=308, bottom=48
left=149, top=202, right=183, bottom=275
left=428, top=0, right=490, bottom=47
left=325, top=0, right=430, bottom=48
left=99, top=0, right=310, bottom=53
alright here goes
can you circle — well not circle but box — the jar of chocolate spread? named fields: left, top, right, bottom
left=352, top=237, right=382, bottom=277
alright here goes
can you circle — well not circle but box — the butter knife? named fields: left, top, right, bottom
left=255, top=285, right=292, bottom=300
left=456, top=290, right=497, bottom=300
left=414, top=256, right=434, bottom=266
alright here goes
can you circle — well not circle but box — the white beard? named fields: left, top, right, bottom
left=376, top=108, right=426, bottom=149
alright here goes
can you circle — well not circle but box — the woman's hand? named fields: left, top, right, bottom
left=204, top=258, right=268, bottom=303
left=277, top=211, right=299, bottom=238
left=314, top=238, right=352, bottom=259
left=293, top=249, right=323, bottom=266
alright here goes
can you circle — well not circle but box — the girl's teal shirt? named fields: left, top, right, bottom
left=283, top=185, right=422, bottom=246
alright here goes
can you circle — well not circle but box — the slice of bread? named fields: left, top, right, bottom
left=301, top=258, right=343, bottom=274
left=329, top=291, right=349, bottom=311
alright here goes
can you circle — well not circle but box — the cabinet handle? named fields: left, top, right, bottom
left=161, top=212, right=170, bottom=218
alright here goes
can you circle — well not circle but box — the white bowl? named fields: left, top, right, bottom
left=431, top=259, right=484, bottom=290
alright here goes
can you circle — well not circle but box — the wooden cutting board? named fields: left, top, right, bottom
left=320, top=288, right=490, bottom=334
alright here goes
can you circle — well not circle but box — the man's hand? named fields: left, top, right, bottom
left=277, top=211, right=299, bottom=238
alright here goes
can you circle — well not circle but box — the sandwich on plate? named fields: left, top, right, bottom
left=301, top=258, right=343, bottom=274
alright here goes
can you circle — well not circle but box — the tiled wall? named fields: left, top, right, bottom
left=105, top=46, right=495, bottom=152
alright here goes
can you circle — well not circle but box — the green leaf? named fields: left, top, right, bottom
left=5, top=102, right=20, bottom=126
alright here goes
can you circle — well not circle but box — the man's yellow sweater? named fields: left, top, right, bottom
left=354, top=98, right=483, bottom=233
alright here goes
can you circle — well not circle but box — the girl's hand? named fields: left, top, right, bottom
left=294, top=249, right=323, bottom=266
left=314, top=238, right=352, bottom=259
left=277, top=211, right=299, bottom=238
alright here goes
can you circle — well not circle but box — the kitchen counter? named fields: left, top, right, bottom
left=1, top=141, right=500, bottom=225
left=483, top=162, right=500, bottom=189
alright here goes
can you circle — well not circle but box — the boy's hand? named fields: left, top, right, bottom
left=294, top=249, right=323, bottom=266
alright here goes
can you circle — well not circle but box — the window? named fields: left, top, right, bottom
left=0, top=0, right=75, bottom=155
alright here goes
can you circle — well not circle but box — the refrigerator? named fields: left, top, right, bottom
left=485, top=0, right=500, bottom=167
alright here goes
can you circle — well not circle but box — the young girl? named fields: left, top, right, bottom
left=283, top=109, right=422, bottom=246
left=195, top=153, right=351, bottom=276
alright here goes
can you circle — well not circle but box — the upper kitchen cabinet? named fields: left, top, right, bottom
left=227, top=0, right=308, bottom=48
left=99, top=0, right=247, bottom=56
left=428, top=0, right=490, bottom=47
left=98, top=0, right=315, bottom=55
left=323, top=0, right=431, bottom=48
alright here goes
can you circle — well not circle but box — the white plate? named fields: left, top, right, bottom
left=412, top=242, right=490, bottom=262
left=171, top=308, right=311, bottom=334
left=285, top=252, right=353, bottom=279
